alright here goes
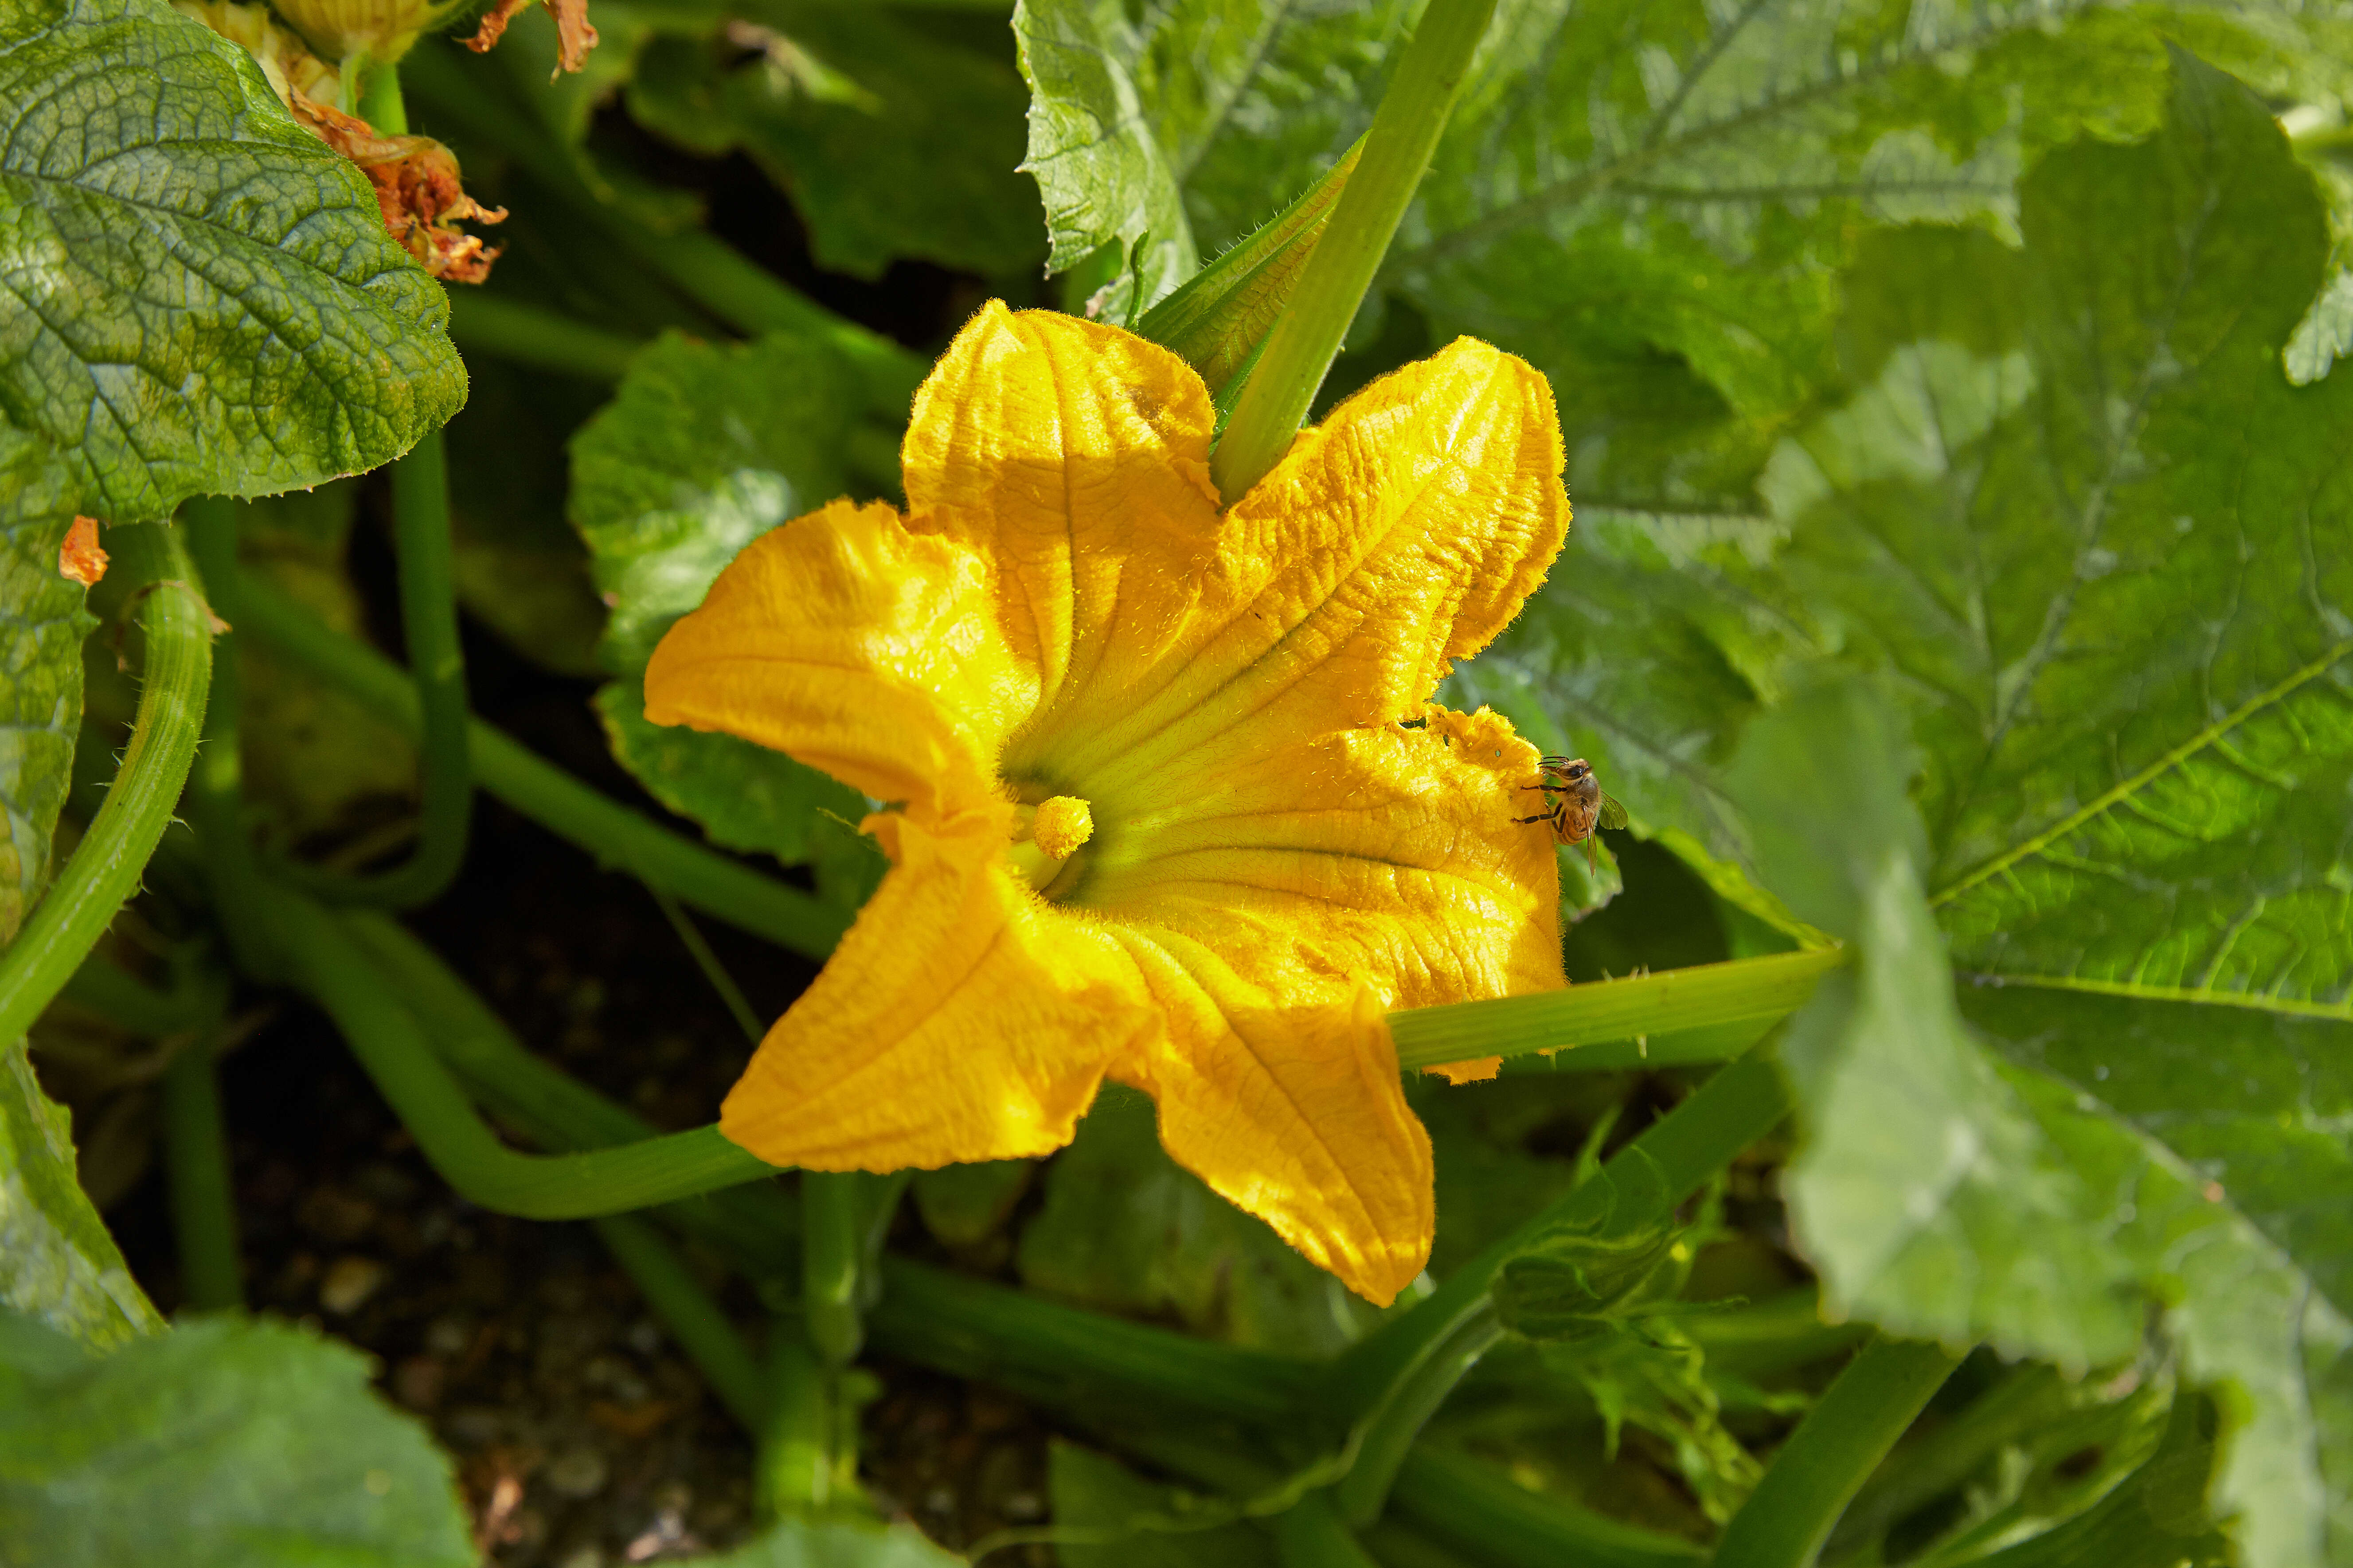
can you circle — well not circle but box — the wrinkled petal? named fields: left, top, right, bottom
left=1102, top=948, right=1433, bottom=1306
left=1076, top=706, right=1563, bottom=1007
left=719, top=804, right=1143, bottom=1169
left=1046, top=337, right=1568, bottom=784
left=644, top=498, right=1035, bottom=816
left=904, top=303, right=1227, bottom=771
left=468, top=0, right=598, bottom=71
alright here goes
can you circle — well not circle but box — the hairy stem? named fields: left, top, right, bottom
left=216, top=564, right=847, bottom=957
left=0, top=521, right=212, bottom=1044
left=1709, top=1335, right=1966, bottom=1568
left=1389, top=947, right=1845, bottom=1069
left=1209, top=0, right=1497, bottom=500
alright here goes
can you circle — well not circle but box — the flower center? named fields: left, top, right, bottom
left=1005, top=795, right=1094, bottom=897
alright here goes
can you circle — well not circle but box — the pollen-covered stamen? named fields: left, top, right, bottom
left=1005, top=795, right=1095, bottom=894
left=1030, top=796, right=1094, bottom=858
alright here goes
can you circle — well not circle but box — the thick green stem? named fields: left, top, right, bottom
left=0, top=522, right=212, bottom=1044
left=216, top=563, right=847, bottom=957
left=1325, top=1048, right=1792, bottom=1428
left=1708, top=1335, right=1966, bottom=1568
left=802, top=1171, right=867, bottom=1365
left=593, top=1212, right=769, bottom=1431
left=1389, top=947, right=1844, bottom=1069
left=239, top=882, right=782, bottom=1215
left=282, top=429, right=472, bottom=909
left=1278, top=1490, right=1383, bottom=1568
left=336, top=910, right=799, bottom=1265
left=1388, top=1448, right=1703, bottom=1568
left=1334, top=1310, right=1498, bottom=1526
left=755, top=1333, right=837, bottom=1518
left=1208, top=0, right=1496, bottom=500
left=161, top=1030, right=243, bottom=1311
left=446, top=292, right=643, bottom=382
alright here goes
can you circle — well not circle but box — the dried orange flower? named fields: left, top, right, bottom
left=59, top=518, right=107, bottom=588
left=173, top=1, right=504, bottom=281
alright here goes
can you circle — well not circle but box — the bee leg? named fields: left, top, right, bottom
left=1513, top=812, right=1552, bottom=826
left=1586, top=836, right=1599, bottom=876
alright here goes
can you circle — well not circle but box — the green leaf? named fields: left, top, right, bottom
left=1012, top=0, right=1209, bottom=317
left=0, top=505, right=92, bottom=941
left=1048, top=1440, right=1274, bottom=1568
left=569, top=329, right=869, bottom=863
left=1729, top=673, right=2145, bottom=1371
left=1016, top=1087, right=1382, bottom=1357
left=724, top=6, right=1046, bottom=281
left=0, top=0, right=464, bottom=523
left=596, top=679, right=854, bottom=864
left=1558, top=52, right=2353, bottom=1568
left=0, top=1041, right=160, bottom=1350
left=1012, top=1, right=2341, bottom=506
left=0, top=1308, right=474, bottom=1566
left=1736, top=666, right=2353, bottom=1568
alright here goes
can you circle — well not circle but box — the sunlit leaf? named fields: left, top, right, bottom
left=0, top=0, right=464, bottom=523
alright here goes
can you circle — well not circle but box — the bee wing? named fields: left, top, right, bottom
left=1597, top=793, right=1630, bottom=831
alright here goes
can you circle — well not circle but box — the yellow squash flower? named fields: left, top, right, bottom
left=644, top=304, right=1570, bottom=1303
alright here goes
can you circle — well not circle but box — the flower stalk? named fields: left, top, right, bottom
left=1209, top=0, right=1497, bottom=501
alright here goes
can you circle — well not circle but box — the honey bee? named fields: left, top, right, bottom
left=1515, top=755, right=1628, bottom=871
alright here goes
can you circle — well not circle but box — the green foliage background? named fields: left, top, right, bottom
left=3, top=0, right=2351, bottom=1563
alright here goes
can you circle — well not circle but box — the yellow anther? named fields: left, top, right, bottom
left=1030, top=796, right=1094, bottom=859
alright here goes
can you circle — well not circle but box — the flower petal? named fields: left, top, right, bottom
left=719, top=803, right=1143, bottom=1169
left=1102, top=944, right=1434, bottom=1306
left=1050, top=337, right=1567, bottom=784
left=643, top=497, right=1035, bottom=816
left=905, top=302, right=1226, bottom=759
left=1079, top=706, right=1564, bottom=1010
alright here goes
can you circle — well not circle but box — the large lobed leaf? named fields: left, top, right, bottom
left=0, top=0, right=465, bottom=523
left=0, top=1308, right=475, bottom=1566
left=1676, top=56, right=2353, bottom=1568
left=1013, top=0, right=2337, bottom=507
left=0, top=0, right=462, bottom=926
